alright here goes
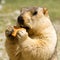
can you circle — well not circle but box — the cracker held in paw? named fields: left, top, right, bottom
left=5, top=7, right=57, bottom=60
left=12, top=26, right=25, bottom=37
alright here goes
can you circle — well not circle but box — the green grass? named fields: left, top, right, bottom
left=0, top=0, right=60, bottom=21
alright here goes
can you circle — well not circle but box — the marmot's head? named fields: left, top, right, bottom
left=17, top=7, right=49, bottom=35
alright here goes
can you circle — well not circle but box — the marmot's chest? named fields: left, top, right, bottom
left=20, top=40, right=40, bottom=60
left=20, top=42, right=49, bottom=60
left=21, top=49, right=40, bottom=60
left=21, top=49, right=49, bottom=60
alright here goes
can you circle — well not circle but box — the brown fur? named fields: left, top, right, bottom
left=5, top=7, right=57, bottom=60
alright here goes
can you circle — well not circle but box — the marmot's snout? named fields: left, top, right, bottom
left=17, top=16, right=24, bottom=26
left=17, top=15, right=30, bottom=30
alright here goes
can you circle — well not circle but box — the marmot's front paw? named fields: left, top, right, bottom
left=17, top=29, right=28, bottom=41
left=5, top=25, right=14, bottom=37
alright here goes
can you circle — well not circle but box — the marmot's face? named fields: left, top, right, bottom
left=17, top=7, right=49, bottom=31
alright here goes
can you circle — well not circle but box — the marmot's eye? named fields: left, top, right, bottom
left=33, top=11, right=37, bottom=15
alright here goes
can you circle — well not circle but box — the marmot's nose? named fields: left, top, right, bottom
left=17, top=16, right=24, bottom=25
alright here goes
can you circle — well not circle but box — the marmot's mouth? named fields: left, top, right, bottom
left=20, top=25, right=30, bottom=31
left=23, top=26, right=30, bottom=30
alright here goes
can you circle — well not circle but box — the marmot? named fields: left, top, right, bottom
left=5, top=7, right=57, bottom=60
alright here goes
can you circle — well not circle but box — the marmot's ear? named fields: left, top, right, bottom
left=43, top=8, right=49, bottom=17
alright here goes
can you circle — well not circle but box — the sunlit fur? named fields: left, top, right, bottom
left=5, top=7, right=57, bottom=60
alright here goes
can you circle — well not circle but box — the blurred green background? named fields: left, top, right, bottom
left=0, top=0, right=60, bottom=60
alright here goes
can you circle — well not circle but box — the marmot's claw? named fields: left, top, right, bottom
left=17, top=30, right=26, bottom=37
left=17, top=30, right=28, bottom=40
left=5, top=26, right=14, bottom=37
